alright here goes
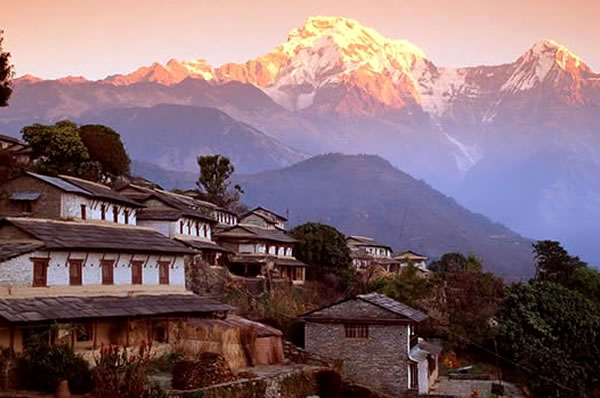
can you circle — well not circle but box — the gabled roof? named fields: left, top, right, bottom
left=1, top=218, right=194, bottom=255
left=59, top=175, right=143, bottom=207
left=136, top=207, right=216, bottom=224
left=392, top=250, right=428, bottom=260
left=0, top=294, right=234, bottom=323
left=23, top=173, right=142, bottom=207
left=357, top=293, right=428, bottom=322
left=216, top=225, right=297, bottom=243
left=346, top=235, right=392, bottom=251
left=0, top=134, right=26, bottom=146
left=301, top=292, right=427, bottom=323
left=242, top=207, right=287, bottom=222
left=174, top=238, right=233, bottom=253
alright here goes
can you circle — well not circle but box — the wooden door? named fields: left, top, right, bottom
left=131, top=261, right=142, bottom=285
left=32, top=259, right=48, bottom=287
left=158, top=261, right=169, bottom=285
left=69, top=260, right=82, bottom=285
left=101, top=260, right=114, bottom=285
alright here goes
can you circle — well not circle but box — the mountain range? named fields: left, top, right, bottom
left=1, top=15, right=599, bottom=265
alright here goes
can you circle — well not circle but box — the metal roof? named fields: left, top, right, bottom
left=26, top=172, right=89, bottom=195
left=0, top=294, right=234, bottom=323
left=357, top=293, right=428, bottom=322
left=10, top=192, right=41, bottom=201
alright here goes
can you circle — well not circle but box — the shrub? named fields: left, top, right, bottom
left=17, top=336, right=93, bottom=393
left=93, top=341, right=154, bottom=398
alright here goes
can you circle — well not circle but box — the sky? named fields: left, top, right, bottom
left=3, top=0, right=599, bottom=80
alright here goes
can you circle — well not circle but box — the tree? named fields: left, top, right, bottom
left=568, top=267, right=600, bottom=306
left=21, top=120, right=90, bottom=176
left=0, top=31, right=13, bottom=106
left=533, top=240, right=586, bottom=285
left=497, top=281, right=600, bottom=397
left=0, top=149, right=27, bottom=183
left=79, top=124, right=130, bottom=177
left=428, top=252, right=482, bottom=276
left=367, top=265, right=435, bottom=309
left=289, top=222, right=352, bottom=280
left=196, top=154, right=243, bottom=209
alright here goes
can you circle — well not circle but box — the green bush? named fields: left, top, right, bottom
left=18, top=337, right=93, bottom=393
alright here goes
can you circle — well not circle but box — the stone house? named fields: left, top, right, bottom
left=390, top=250, right=429, bottom=273
left=215, top=208, right=307, bottom=284
left=301, top=293, right=441, bottom=396
left=0, top=172, right=141, bottom=224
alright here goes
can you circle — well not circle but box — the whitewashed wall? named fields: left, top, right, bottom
left=137, top=220, right=174, bottom=237
left=61, top=194, right=137, bottom=225
left=140, top=217, right=213, bottom=241
left=214, top=210, right=237, bottom=226
left=0, top=251, right=186, bottom=288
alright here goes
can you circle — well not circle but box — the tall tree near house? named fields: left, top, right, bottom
left=21, top=120, right=90, bottom=176
left=78, top=124, right=130, bottom=178
left=367, top=264, right=435, bottom=309
left=533, top=240, right=586, bottom=285
left=196, top=154, right=244, bottom=210
left=0, top=30, right=13, bottom=106
left=289, top=222, right=352, bottom=282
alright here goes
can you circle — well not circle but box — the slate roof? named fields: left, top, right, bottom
left=188, top=315, right=282, bottom=337
left=0, top=242, right=45, bottom=262
left=392, top=250, right=428, bottom=260
left=0, top=294, right=234, bottom=323
left=0, top=134, right=25, bottom=146
left=275, top=257, right=307, bottom=267
left=136, top=208, right=215, bottom=223
left=1, top=218, right=194, bottom=254
left=174, top=238, right=232, bottom=253
left=347, top=235, right=392, bottom=250
left=242, top=207, right=287, bottom=222
left=216, top=225, right=297, bottom=243
left=27, top=172, right=89, bottom=195
left=59, top=175, right=142, bottom=207
left=357, top=293, right=428, bottom=322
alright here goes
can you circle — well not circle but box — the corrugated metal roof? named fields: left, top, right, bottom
left=10, top=192, right=41, bottom=201
left=0, top=294, right=234, bottom=323
left=27, top=172, right=89, bottom=195
left=357, top=293, right=428, bottom=322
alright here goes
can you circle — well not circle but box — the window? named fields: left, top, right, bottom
left=187, top=221, right=191, bottom=234
left=101, top=260, right=114, bottom=285
left=286, top=266, right=304, bottom=281
left=100, top=205, right=106, bottom=220
left=179, top=221, right=184, bottom=234
left=158, top=262, right=170, bottom=285
left=32, top=259, right=48, bottom=287
left=195, top=223, right=200, bottom=236
left=80, top=204, right=87, bottom=220
left=19, top=201, right=33, bottom=214
left=75, top=322, right=93, bottom=342
left=409, top=363, right=418, bottom=389
left=344, top=324, right=369, bottom=339
left=69, top=259, right=83, bottom=286
left=124, top=210, right=129, bottom=224
left=112, top=206, right=118, bottom=223
left=131, top=261, right=143, bottom=285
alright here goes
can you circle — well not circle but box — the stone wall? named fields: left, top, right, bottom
left=307, top=298, right=406, bottom=320
left=305, top=321, right=411, bottom=397
left=0, top=175, right=62, bottom=218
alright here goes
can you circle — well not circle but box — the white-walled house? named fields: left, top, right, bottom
left=0, top=172, right=141, bottom=225
left=346, top=235, right=394, bottom=270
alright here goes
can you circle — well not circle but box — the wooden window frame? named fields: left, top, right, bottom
left=124, top=210, right=129, bottom=225
left=69, top=259, right=83, bottom=286
left=32, top=258, right=48, bottom=287
left=158, top=261, right=170, bottom=285
left=409, top=363, right=418, bottom=389
left=19, top=201, right=33, bottom=214
left=131, top=260, right=143, bottom=285
left=100, top=204, right=106, bottom=220
left=344, top=323, right=369, bottom=339
left=80, top=204, right=87, bottom=220
left=112, top=206, right=119, bottom=223
left=179, top=221, right=184, bottom=234
left=101, top=259, right=114, bottom=285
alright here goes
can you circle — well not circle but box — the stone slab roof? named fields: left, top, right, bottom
left=357, top=293, right=428, bottom=322
left=242, top=207, right=287, bottom=222
left=136, top=208, right=216, bottom=223
left=217, top=225, right=297, bottom=243
left=174, top=238, right=233, bottom=253
left=10, top=192, right=42, bottom=201
left=59, top=175, right=142, bottom=207
left=347, top=235, right=392, bottom=250
left=2, top=218, right=194, bottom=255
left=0, top=242, right=45, bottom=262
left=188, top=315, right=282, bottom=337
left=0, top=294, right=234, bottom=323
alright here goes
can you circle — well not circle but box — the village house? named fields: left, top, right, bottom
left=0, top=134, right=30, bottom=164
left=215, top=207, right=307, bottom=284
left=391, top=250, right=429, bottom=272
left=0, top=172, right=142, bottom=225
left=347, top=235, right=394, bottom=270
left=301, top=293, right=441, bottom=396
left=116, top=184, right=233, bottom=265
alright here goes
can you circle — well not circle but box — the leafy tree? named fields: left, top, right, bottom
left=0, top=148, right=27, bottom=183
left=196, top=154, right=243, bottom=209
left=0, top=31, right=13, bottom=106
left=79, top=124, right=130, bottom=177
left=428, top=252, right=482, bottom=276
left=533, top=240, right=586, bottom=285
left=367, top=264, right=435, bottom=309
left=21, top=120, right=90, bottom=176
left=289, top=222, right=352, bottom=280
left=497, top=281, right=600, bottom=397
left=568, top=267, right=600, bottom=306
